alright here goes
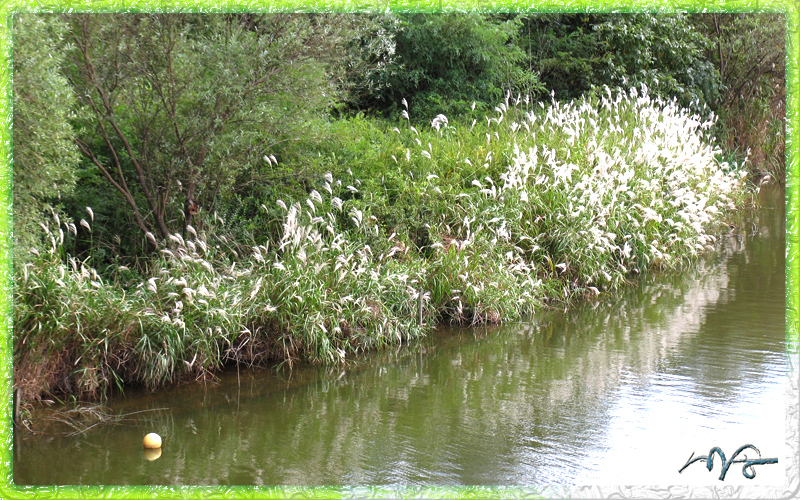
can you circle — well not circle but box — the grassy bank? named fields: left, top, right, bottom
left=14, top=86, right=751, bottom=402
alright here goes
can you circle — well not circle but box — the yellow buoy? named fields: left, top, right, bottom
left=143, top=433, right=162, bottom=449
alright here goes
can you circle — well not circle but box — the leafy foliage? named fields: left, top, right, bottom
left=350, top=13, right=545, bottom=119
left=692, top=14, right=785, bottom=182
left=519, top=14, right=720, bottom=112
left=12, top=15, right=80, bottom=260
left=14, top=88, right=751, bottom=400
left=64, top=13, right=372, bottom=246
left=11, top=13, right=779, bottom=402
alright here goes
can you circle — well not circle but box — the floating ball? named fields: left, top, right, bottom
left=143, top=433, right=162, bottom=449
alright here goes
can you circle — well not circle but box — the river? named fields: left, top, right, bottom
left=14, top=186, right=788, bottom=489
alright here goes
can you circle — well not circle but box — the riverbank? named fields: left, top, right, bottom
left=14, top=86, right=752, bottom=402
left=15, top=185, right=785, bottom=485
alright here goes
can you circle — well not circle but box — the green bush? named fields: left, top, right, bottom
left=14, top=87, right=751, bottom=401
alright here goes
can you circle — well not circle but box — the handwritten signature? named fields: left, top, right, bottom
left=679, top=445, right=778, bottom=480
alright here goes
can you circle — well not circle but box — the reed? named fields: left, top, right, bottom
left=13, top=86, right=751, bottom=401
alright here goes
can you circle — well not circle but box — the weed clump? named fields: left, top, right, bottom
left=14, top=86, right=750, bottom=401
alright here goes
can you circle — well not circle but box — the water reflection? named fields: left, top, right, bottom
left=15, top=188, right=786, bottom=486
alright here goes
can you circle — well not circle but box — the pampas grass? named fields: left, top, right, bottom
left=14, top=85, right=750, bottom=401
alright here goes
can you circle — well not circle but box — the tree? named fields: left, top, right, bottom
left=64, top=13, right=368, bottom=244
left=351, top=13, right=544, bottom=119
left=593, top=14, right=720, bottom=109
left=518, top=14, right=720, bottom=111
left=692, top=14, right=785, bottom=179
left=12, top=14, right=80, bottom=261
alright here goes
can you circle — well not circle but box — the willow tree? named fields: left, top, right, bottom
left=64, top=13, right=370, bottom=244
left=12, top=14, right=80, bottom=261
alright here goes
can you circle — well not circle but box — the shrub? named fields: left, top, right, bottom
left=14, top=86, right=750, bottom=401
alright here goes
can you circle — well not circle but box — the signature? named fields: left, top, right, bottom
left=679, top=445, right=778, bottom=480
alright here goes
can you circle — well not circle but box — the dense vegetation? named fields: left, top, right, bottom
left=11, top=13, right=784, bottom=401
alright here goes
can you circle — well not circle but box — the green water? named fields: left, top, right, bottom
left=14, top=187, right=787, bottom=487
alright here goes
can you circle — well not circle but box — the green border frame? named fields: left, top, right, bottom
left=0, top=1, right=797, bottom=498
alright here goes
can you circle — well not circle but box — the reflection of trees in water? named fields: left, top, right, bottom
left=15, top=192, right=785, bottom=486
left=550, top=189, right=784, bottom=405
left=686, top=191, right=785, bottom=392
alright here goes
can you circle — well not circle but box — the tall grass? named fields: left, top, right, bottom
left=14, top=86, right=750, bottom=401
